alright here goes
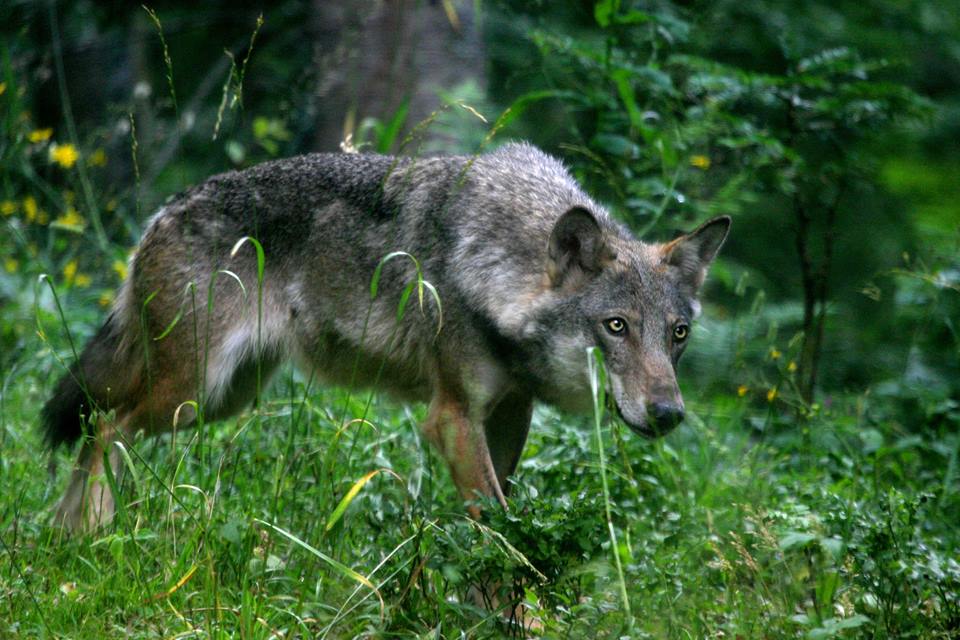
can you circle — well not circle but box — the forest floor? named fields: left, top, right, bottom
left=2, top=324, right=958, bottom=638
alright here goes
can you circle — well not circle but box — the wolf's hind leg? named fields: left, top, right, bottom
left=54, top=416, right=131, bottom=533
left=52, top=350, right=203, bottom=533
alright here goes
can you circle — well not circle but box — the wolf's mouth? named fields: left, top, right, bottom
left=613, top=402, right=659, bottom=439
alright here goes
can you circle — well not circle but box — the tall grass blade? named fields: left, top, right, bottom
left=587, top=346, right=634, bottom=627
left=325, top=469, right=381, bottom=532
left=376, top=99, right=410, bottom=154
left=255, top=519, right=384, bottom=614
left=142, top=6, right=178, bottom=119
left=48, top=1, right=107, bottom=249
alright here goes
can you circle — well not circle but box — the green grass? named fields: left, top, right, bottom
left=2, top=333, right=958, bottom=637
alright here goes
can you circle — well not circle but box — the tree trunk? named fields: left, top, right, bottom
left=309, top=0, right=486, bottom=153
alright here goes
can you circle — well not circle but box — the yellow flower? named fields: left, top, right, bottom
left=690, top=154, right=711, bottom=170
left=89, top=148, right=107, bottom=167
left=0, top=82, right=6, bottom=95
left=63, top=259, right=78, bottom=284
left=29, top=128, right=54, bottom=143
left=787, top=360, right=797, bottom=373
left=769, top=347, right=782, bottom=360
left=23, top=196, right=37, bottom=222
left=50, top=143, right=79, bottom=169
left=75, top=273, right=92, bottom=288
left=55, top=206, right=85, bottom=229
left=766, top=387, right=778, bottom=403
left=737, top=384, right=749, bottom=397
left=98, top=291, right=114, bottom=307
left=112, top=259, right=129, bottom=281
left=4, top=257, right=18, bottom=273
left=37, top=210, right=49, bottom=225
left=1, top=200, right=16, bottom=216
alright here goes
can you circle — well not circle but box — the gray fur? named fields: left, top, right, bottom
left=42, top=142, right=729, bottom=531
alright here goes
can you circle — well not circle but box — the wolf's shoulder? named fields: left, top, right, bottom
left=480, top=142, right=571, bottom=180
left=243, top=152, right=409, bottom=190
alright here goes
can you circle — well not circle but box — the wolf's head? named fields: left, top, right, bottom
left=529, top=208, right=730, bottom=438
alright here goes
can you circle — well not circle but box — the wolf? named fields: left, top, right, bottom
left=42, top=142, right=729, bottom=532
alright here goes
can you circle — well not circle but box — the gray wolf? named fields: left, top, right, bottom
left=42, top=142, right=730, bottom=532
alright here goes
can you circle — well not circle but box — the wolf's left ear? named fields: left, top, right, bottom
left=661, top=216, right=731, bottom=295
left=547, top=207, right=614, bottom=289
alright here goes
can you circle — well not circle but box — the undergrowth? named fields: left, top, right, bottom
left=2, top=345, right=959, bottom=637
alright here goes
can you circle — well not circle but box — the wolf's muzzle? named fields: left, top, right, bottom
left=647, top=402, right=684, bottom=435
left=614, top=401, right=683, bottom=439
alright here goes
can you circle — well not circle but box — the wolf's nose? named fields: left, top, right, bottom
left=648, top=402, right=684, bottom=434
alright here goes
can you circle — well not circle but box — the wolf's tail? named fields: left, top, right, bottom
left=41, top=313, right=132, bottom=449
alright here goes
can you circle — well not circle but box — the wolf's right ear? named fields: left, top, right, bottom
left=547, top=207, right=613, bottom=289
left=660, top=215, right=731, bottom=295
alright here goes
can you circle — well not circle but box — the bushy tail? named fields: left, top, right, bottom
left=41, top=314, right=128, bottom=449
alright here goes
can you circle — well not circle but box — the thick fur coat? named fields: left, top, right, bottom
left=43, top=142, right=729, bottom=531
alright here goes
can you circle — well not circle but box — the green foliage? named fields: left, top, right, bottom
left=2, top=1, right=959, bottom=638
left=838, top=492, right=960, bottom=637
left=487, top=0, right=951, bottom=401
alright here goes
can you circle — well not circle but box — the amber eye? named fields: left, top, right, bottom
left=673, top=324, right=689, bottom=342
left=605, top=317, right=627, bottom=335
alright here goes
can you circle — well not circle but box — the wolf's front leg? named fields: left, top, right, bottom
left=483, top=391, right=533, bottom=494
left=421, top=389, right=505, bottom=518
left=423, top=386, right=540, bottom=627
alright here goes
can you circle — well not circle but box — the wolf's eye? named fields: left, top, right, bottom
left=673, top=324, right=689, bottom=342
left=604, top=317, right=627, bottom=335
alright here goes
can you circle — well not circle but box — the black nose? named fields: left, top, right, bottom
left=648, top=402, right=684, bottom=434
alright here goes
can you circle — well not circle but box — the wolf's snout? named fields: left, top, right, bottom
left=647, top=402, right=684, bottom=434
